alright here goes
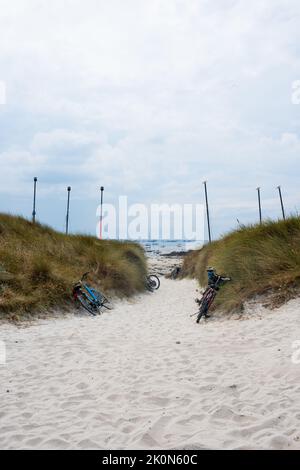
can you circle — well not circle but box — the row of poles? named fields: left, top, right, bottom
left=32, top=177, right=286, bottom=242
left=256, top=186, right=285, bottom=222
left=203, top=181, right=286, bottom=243
left=31, top=177, right=105, bottom=238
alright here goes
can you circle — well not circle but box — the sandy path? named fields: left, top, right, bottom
left=1, top=278, right=300, bottom=450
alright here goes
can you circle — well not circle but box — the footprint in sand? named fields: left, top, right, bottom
left=268, top=435, right=292, bottom=449
left=42, top=438, right=70, bottom=449
left=25, top=437, right=43, bottom=447
left=77, top=438, right=99, bottom=449
left=76, top=382, right=89, bottom=390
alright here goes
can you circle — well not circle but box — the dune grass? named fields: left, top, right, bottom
left=0, top=213, right=147, bottom=320
left=182, top=217, right=300, bottom=312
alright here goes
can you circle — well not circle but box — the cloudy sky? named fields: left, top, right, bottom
left=0, top=0, right=300, bottom=239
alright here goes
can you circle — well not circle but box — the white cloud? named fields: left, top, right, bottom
left=0, top=0, right=300, bottom=234
left=280, top=132, right=300, bottom=147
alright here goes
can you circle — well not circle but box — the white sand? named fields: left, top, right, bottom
left=1, top=277, right=300, bottom=450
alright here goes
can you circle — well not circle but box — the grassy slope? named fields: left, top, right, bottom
left=0, top=214, right=147, bottom=319
left=182, top=217, right=300, bottom=312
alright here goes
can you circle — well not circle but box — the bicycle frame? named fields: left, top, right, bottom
left=82, top=283, right=99, bottom=303
left=205, top=288, right=216, bottom=309
left=192, top=287, right=216, bottom=318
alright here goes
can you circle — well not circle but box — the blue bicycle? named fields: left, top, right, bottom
left=72, top=272, right=111, bottom=315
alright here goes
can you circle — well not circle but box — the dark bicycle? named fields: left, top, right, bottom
left=72, top=272, right=112, bottom=316
left=193, top=275, right=231, bottom=323
left=146, top=274, right=160, bottom=292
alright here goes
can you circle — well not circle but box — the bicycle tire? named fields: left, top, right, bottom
left=145, top=277, right=153, bottom=292
left=93, top=290, right=112, bottom=310
left=196, top=299, right=209, bottom=323
left=147, top=275, right=160, bottom=290
left=102, top=299, right=112, bottom=310
left=76, top=292, right=99, bottom=316
left=99, top=294, right=112, bottom=310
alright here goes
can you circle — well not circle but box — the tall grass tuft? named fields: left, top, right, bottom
left=182, top=217, right=300, bottom=312
left=0, top=213, right=147, bottom=319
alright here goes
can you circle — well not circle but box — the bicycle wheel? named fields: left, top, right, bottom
left=76, top=292, right=99, bottom=316
left=147, top=275, right=160, bottom=290
left=196, top=299, right=209, bottom=323
left=196, top=288, right=213, bottom=323
left=102, top=297, right=112, bottom=310
left=90, top=289, right=112, bottom=310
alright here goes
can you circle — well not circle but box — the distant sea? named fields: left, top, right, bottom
left=138, top=240, right=203, bottom=255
